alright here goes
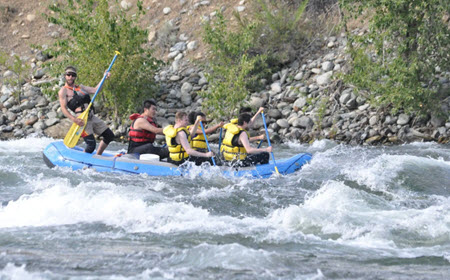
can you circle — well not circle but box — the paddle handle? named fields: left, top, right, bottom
left=90, top=51, right=120, bottom=104
left=199, top=120, right=216, bottom=166
left=261, top=111, right=279, bottom=174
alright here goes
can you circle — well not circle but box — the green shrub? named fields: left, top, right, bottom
left=200, top=12, right=266, bottom=120
left=250, top=0, right=309, bottom=66
left=0, top=51, right=30, bottom=101
left=340, top=0, right=450, bottom=115
left=44, top=0, right=161, bottom=118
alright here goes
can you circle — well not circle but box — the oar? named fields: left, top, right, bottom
left=218, top=127, right=223, bottom=152
left=199, top=120, right=216, bottom=166
left=261, top=111, right=279, bottom=175
left=257, top=140, right=263, bottom=148
left=63, top=51, right=120, bottom=148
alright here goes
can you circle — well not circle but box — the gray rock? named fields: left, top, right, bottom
left=35, top=51, right=51, bottom=62
left=268, top=109, right=282, bottom=119
left=33, top=68, right=47, bottom=79
left=198, top=76, right=208, bottom=86
left=13, top=129, right=24, bottom=137
left=293, top=97, right=307, bottom=111
left=295, top=116, right=314, bottom=128
left=47, top=111, right=58, bottom=119
left=1, top=85, right=14, bottom=96
left=270, top=82, right=282, bottom=94
left=369, top=115, right=378, bottom=126
left=2, top=125, right=13, bottom=132
left=45, top=118, right=60, bottom=127
left=34, top=121, right=47, bottom=130
left=20, top=100, right=37, bottom=110
left=36, top=96, right=49, bottom=107
left=294, top=72, right=303, bottom=80
left=168, top=51, right=180, bottom=59
left=187, top=41, right=198, bottom=51
left=170, top=42, right=187, bottom=52
left=181, top=82, right=193, bottom=95
left=397, top=114, right=410, bottom=125
left=316, top=71, right=333, bottom=85
left=322, top=61, right=334, bottom=72
left=6, top=111, right=17, bottom=121
left=169, top=75, right=181, bottom=81
left=249, top=96, right=264, bottom=108
left=430, top=114, right=445, bottom=127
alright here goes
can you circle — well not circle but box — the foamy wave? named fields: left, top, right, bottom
left=0, top=137, right=55, bottom=153
left=0, top=182, right=266, bottom=235
left=0, top=263, right=46, bottom=280
left=267, top=180, right=450, bottom=249
left=341, top=154, right=450, bottom=193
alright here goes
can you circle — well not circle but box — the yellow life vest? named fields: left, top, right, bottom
left=187, top=125, right=207, bottom=150
left=220, top=123, right=249, bottom=161
left=163, top=125, right=191, bottom=162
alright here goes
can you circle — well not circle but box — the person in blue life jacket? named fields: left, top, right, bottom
left=221, top=107, right=272, bottom=167
left=127, top=100, right=169, bottom=159
left=58, top=66, right=114, bottom=155
left=163, top=111, right=214, bottom=166
left=188, top=112, right=224, bottom=152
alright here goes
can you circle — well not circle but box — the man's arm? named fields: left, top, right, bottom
left=204, top=121, right=224, bottom=134
left=79, top=71, right=111, bottom=95
left=249, top=107, right=264, bottom=127
left=189, top=116, right=201, bottom=136
left=58, top=88, right=84, bottom=126
left=249, top=134, right=265, bottom=142
left=178, top=132, right=214, bottom=158
left=134, top=118, right=163, bottom=134
left=239, top=132, right=272, bottom=154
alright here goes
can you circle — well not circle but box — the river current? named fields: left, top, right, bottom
left=0, top=137, right=449, bottom=279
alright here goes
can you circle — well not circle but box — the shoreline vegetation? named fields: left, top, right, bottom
left=0, top=0, right=449, bottom=146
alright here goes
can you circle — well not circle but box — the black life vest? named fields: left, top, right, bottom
left=65, top=85, right=91, bottom=112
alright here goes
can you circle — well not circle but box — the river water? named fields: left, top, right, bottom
left=0, top=137, right=449, bottom=279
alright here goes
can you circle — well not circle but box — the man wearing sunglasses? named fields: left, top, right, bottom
left=58, top=66, right=115, bottom=155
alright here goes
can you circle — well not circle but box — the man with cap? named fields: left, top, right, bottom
left=58, top=66, right=115, bottom=155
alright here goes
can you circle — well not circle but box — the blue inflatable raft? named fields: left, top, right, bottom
left=43, top=141, right=312, bottom=178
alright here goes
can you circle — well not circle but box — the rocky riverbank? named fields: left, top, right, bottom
left=1, top=32, right=449, bottom=146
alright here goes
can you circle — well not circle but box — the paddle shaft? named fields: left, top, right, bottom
left=199, top=120, right=216, bottom=166
left=257, top=140, right=263, bottom=148
left=261, top=111, right=279, bottom=174
left=90, top=51, right=120, bottom=105
left=218, top=127, right=223, bottom=152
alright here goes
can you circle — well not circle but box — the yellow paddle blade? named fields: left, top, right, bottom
left=63, top=109, right=90, bottom=148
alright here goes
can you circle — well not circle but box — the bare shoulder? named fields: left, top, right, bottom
left=58, top=86, right=68, bottom=97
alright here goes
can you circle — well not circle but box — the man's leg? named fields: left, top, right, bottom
left=96, top=128, right=114, bottom=155
left=83, top=134, right=97, bottom=153
left=131, top=143, right=169, bottom=160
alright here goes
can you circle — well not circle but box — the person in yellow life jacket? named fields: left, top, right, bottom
left=221, top=109, right=272, bottom=167
left=127, top=100, right=169, bottom=159
left=163, top=111, right=214, bottom=166
left=188, top=112, right=224, bottom=152
left=58, top=66, right=114, bottom=155
left=223, top=107, right=265, bottom=145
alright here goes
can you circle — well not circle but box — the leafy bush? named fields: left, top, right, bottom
left=200, top=12, right=266, bottom=120
left=44, top=0, right=160, bottom=118
left=249, top=0, right=309, bottom=66
left=0, top=51, right=30, bottom=101
left=340, top=0, right=450, bottom=115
